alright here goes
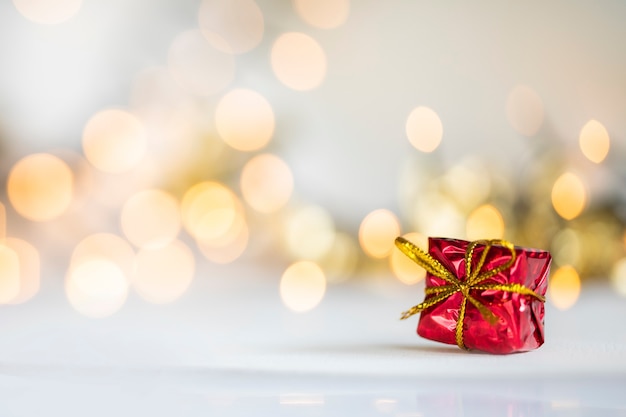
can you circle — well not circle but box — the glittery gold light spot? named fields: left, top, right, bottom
left=551, top=172, right=586, bottom=220
left=240, top=153, right=293, bottom=213
left=215, top=89, right=275, bottom=151
left=132, top=240, right=195, bottom=304
left=82, top=109, right=147, bottom=174
left=280, top=261, right=326, bottom=312
left=579, top=119, right=610, bottom=163
left=8, top=153, right=74, bottom=221
left=466, top=204, right=505, bottom=240
left=121, top=189, right=181, bottom=250
left=610, top=258, right=626, bottom=297
left=548, top=265, right=581, bottom=310
left=0, top=245, right=20, bottom=304
left=66, top=259, right=129, bottom=318
left=390, top=232, right=427, bottom=285
left=405, top=106, right=443, bottom=153
left=13, top=0, right=82, bottom=24
left=181, top=182, right=245, bottom=247
left=271, top=32, right=327, bottom=91
left=359, top=209, right=401, bottom=258
left=293, top=0, right=349, bottom=29
left=3, top=238, right=40, bottom=304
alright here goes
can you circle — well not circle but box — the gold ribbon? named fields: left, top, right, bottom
left=395, top=237, right=546, bottom=350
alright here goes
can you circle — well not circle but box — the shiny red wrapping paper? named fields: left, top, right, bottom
left=417, top=238, right=551, bottom=354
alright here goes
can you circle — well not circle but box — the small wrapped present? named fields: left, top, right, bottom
left=395, top=237, right=551, bottom=354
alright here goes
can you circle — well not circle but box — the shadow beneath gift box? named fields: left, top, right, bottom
left=267, top=342, right=467, bottom=357
left=387, top=344, right=471, bottom=355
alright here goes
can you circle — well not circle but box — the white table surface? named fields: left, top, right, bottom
left=1, top=262, right=625, bottom=416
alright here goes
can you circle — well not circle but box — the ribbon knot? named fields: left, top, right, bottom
left=459, top=284, right=469, bottom=297
left=395, top=237, right=546, bottom=350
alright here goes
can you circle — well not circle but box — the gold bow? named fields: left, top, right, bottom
left=395, top=237, right=546, bottom=350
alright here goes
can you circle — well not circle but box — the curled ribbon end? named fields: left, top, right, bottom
left=400, top=306, right=420, bottom=320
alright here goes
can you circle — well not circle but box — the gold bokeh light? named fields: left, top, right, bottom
left=70, top=233, right=136, bottom=280
left=548, top=265, right=581, bottom=310
left=240, top=153, right=293, bottom=213
left=121, top=189, right=181, bottom=249
left=466, top=204, right=505, bottom=240
left=168, top=29, right=235, bottom=96
left=293, top=0, right=350, bottom=29
left=198, top=0, right=264, bottom=54
left=0, top=203, right=5, bottom=239
left=66, top=258, right=129, bottom=318
left=280, top=261, right=326, bottom=313
left=197, top=221, right=249, bottom=264
left=0, top=245, right=20, bottom=304
left=132, top=240, right=195, bottom=304
left=8, top=153, right=74, bottom=222
left=506, top=85, right=544, bottom=137
left=610, top=258, right=626, bottom=297
left=390, top=232, right=427, bottom=285
left=285, top=205, right=336, bottom=260
left=215, top=89, right=275, bottom=151
left=67, top=234, right=135, bottom=318
left=82, top=109, right=147, bottom=174
left=3, top=238, right=40, bottom=304
left=579, top=119, right=610, bottom=163
left=195, top=207, right=238, bottom=242
left=551, top=172, right=586, bottom=220
left=405, top=106, right=443, bottom=153
left=359, top=209, right=401, bottom=259
left=12, top=0, right=82, bottom=24
left=181, top=181, right=245, bottom=245
left=271, top=32, right=327, bottom=91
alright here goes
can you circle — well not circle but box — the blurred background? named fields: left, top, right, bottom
left=1, top=0, right=626, bottom=319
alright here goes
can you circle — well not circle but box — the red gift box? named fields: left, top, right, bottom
left=396, top=237, right=551, bottom=354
